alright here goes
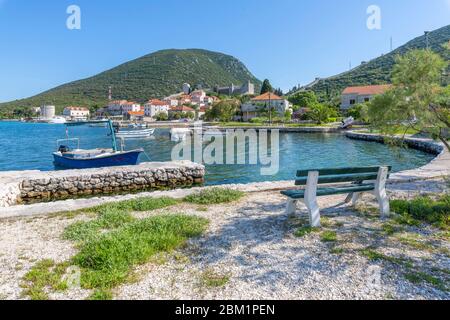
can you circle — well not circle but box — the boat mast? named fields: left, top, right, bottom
left=108, top=120, right=118, bottom=152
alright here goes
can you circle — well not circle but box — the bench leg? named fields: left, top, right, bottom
left=286, top=198, right=298, bottom=215
left=375, top=167, right=390, bottom=218
left=352, top=192, right=361, bottom=206
left=305, top=197, right=321, bottom=227
left=305, top=171, right=321, bottom=227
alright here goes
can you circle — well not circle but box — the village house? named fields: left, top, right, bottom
left=106, top=100, right=142, bottom=116
left=169, top=105, right=195, bottom=119
left=241, top=92, right=292, bottom=121
left=190, top=90, right=206, bottom=105
left=124, top=110, right=145, bottom=121
left=144, top=99, right=170, bottom=118
left=62, top=106, right=90, bottom=121
left=340, top=84, right=391, bottom=110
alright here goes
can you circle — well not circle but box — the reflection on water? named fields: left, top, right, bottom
left=0, top=122, right=435, bottom=185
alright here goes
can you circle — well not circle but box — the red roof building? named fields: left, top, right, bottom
left=341, top=84, right=391, bottom=110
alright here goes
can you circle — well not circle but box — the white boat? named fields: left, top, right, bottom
left=116, top=128, right=155, bottom=139
left=340, top=117, right=354, bottom=129
left=49, top=116, right=67, bottom=124
left=171, top=128, right=192, bottom=142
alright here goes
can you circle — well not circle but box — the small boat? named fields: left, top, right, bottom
left=116, top=128, right=155, bottom=139
left=340, top=117, right=354, bottom=129
left=49, top=116, right=67, bottom=124
left=53, top=120, right=144, bottom=169
left=171, top=128, right=191, bottom=142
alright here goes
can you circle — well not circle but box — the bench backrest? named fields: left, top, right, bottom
left=295, top=166, right=392, bottom=186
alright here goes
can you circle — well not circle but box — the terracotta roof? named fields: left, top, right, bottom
left=342, top=85, right=391, bottom=95
left=147, top=99, right=168, bottom=106
left=251, top=92, right=283, bottom=101
left=126, top=111, right=144, bottom=116
left=170, top=106, right=194, bottom=112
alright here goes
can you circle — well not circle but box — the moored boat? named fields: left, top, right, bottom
left=116, top=128, right=155, bottom=139
left=53, top=120, right=144, bottom=169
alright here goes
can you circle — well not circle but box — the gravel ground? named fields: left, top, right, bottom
left=0, top=181, right=449, bottom=300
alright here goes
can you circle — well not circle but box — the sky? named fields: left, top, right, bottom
left=0, top=0, right=449, bottom=102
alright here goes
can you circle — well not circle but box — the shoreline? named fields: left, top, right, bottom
left=0, top=131, right=448, bottom=219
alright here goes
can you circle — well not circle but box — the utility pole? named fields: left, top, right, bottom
left=424, top=31, right=430, bottom=50
left=390, top=36, right=393, bottom=52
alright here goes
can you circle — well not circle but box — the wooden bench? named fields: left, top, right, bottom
left=281, top=166, right=391, bottom=227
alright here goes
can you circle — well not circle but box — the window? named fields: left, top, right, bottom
left=364, top=98, right=370, bottom=102
left=350, top=99, right=356, bottom=105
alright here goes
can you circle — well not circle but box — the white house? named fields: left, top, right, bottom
left=63, top=107, right=90, bottom=121
left=190, top=90, right=206, bottom=105
left=106, top=100, right=141, bottom=116
left=144, top=99, right=170, bottom=118
left=241, top=92, right=291, bottom=121
left=340, top=85, right=391, bottom=110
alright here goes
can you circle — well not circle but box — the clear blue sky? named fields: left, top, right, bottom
left=0, top=0, right=449, bottom=102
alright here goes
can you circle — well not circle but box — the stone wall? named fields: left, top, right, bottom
left=0, top=161, right=205, bottom=207
left=345, top=132, right=444, bottom=155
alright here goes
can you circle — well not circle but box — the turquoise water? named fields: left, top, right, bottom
left=0, top=121, right=435, bottom=185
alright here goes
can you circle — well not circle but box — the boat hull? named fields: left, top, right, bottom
left=53, top=150, right=143, bottom=169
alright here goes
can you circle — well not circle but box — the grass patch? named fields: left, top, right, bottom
left=184, top=188, right=245, bottom=205
left=360, top=248, right=413, bottom=268
left=330, top=247, right=345, bottom=255
left=87, top=197, right=179, bottom=214
left=321, top=231, right=338, bottom=242
left=88, top=289, right=113, bottom=300
left=394, top=233, right=434, bottom=251
left=200, top=269, right=230, bottom=288
left=21, top=260, right=70, bottom=300
left=294, top=226, right=320, bottom=238
left=73, top=214, right=208, bottom=290
left=63, top=209, right=135, bottom=242
left=404, top=272, right=448, bottom=291
left=390, top=195, right=450, bottom=230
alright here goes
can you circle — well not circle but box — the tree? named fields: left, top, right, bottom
left=260, top=79, right=273, bottom=94
left=288, top=91, right=319, bottom=109
left=369, top=49, right=450, bottom=151
left=347, top=103, right=369, bottom=122
left=306, top=103, right=334, bottom=124
left=155, top=112, right=168, bottom=121
left=205, top=99, right=240, bottom=122
left=274, top=88, right=284, bottom=96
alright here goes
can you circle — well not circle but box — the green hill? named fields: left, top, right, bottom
left=290, top=24, right=450, bottom=100
left=0, top=49, right=261, bottom=115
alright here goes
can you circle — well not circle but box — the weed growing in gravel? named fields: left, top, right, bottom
left=294, top=226, right=320, bottom=238
left=21, top=260, right=70, bottom=300
left=329, top=247, right=345, bottom=255
left=88, top=289, right=113, bottom=300
left=73, top=215, right=209, bottom=290
left=394, top=233, right=434, bottom=251
left=391, top=195, right=450, bottom=230
left=87, top=197, right=179, bottom=214
left=321, top=231, right=338, bottom=242
left=200, top=269, right=230, bottom=288
left=184, top=188, right=245, bottom=205
left=360, top=248, right=413, bottom=268
left=63, top=209, right=135, bottom=242
left=404, top=272, right=448, bottom=291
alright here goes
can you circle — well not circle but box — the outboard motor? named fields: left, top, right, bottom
left=58, top=145, right=70, bottom=153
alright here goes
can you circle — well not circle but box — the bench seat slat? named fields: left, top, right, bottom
left=296, top=166, right=392, bottom=177
left=281, top=183, right=376, bottom=199
left=295, top=172, right=386, bottom=186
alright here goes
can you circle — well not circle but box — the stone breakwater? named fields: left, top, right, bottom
left=345, top=131, right=444, bottom=155
left=0, top=161, right=205, bottom=207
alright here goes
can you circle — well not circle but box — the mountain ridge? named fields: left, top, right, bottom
left=290, top=24, right=450, bottom=99
left=0, top=48, right=262, bottom=114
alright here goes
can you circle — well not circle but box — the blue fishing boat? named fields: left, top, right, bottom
left=53, top=120, right=144, bottom=169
